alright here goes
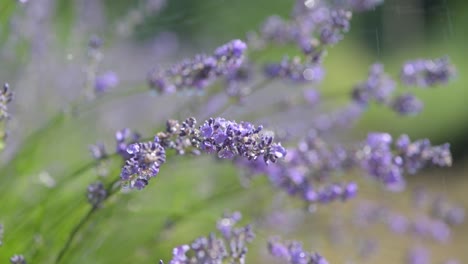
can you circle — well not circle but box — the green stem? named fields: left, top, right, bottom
left=54, top=206, right=98, bottom=264
left=54, top=176, right=120, bottom=264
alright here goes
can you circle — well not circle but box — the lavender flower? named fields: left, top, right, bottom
left=89, top=143, right=108, bottom=160
left=120, top=138, right=166, bottom=190
left=115, top=128, right=141, bottom=159
left=148, top=40, right=247, bottom=94
left=156, top=117, right=287, bottom=164
left=225, top=62, right=254, bottom=99
left=352, top=64, right=395, bottom=105
left=392, top=93, right=424, bottom=115
left=268, top=237, right=329, bottom=264
left=168, top=212, right=254, bottom=264
left=265, top=56, right=325, bottom=83
left=431, top=198, right=465, bottom=226
left=395, top=134, right=452, bottom=174
left=406, top=246, right=430, bottom=264
left=87, top=181, right=107, bottom=207
left=10, top=255, right=26, bottom=264
left=94, top=71, right=119, bottom=94
left=401, top=57, right=456, bottom=87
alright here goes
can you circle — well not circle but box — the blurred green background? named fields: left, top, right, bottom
left=1, top=0, right=468, bottom=263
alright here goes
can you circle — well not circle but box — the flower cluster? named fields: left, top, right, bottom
left=94, top=71, right=119, bottom=94
left=148, top=40, right=247, bottom=94
left=352, top=192, right=465, bottom=263
left=120, top=139, right=166, bottom=190
left=156, top=117, right=287, bottom=163
left=87, top=181, right=107, bottom=207
left=10, top=255, right=26, bottom=264
left=264, top=56, right=325, bottom=83
left=268, top=237, right=329, bottom=264
left=400, top=57, right=456, bottom=87
left=167, top=212, right=255, bottom=264
left=238, top=130, right=452, bottom=206
left=359, top=133, right=452, bottom=190
left=120, top=117, right=287, bottom=190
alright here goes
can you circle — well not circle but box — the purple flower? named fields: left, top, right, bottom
left=120, top=138, right=166, bottom=190
left=148, top=40, right=247, bottom=94
left=157, top=117, right=286, bottom=164
left=392, top=93, right=424, bottom=115
left=87, top=181, right=107, bottom=207
left=352, top=64, right=396, bottom=105
left=267, top=237, right=329, bottom=264
left=94, top=71, right=119, bottom=93
left=265, top=56, right=324, bottom=83
left=89, top=143, right=107, bottom=160
left=168, top=212, right=254, bottom=264
left=10, top=255, right=26, bottom=264
left=401, top=57, right=456, bottom=87
left=406, top=246, right=430, bottom=264
left=115, top=128, right=141, bottom=159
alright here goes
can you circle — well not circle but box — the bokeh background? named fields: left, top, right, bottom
left=0, top=0, right=467, bottom=263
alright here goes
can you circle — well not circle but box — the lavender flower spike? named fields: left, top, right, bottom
left=120, top=117, right=286, bottom=190
left=148, top=39, right=247, bottom=94
left=120, top=138, right=166, bottom=190
left=268, top=237, right=329, bottom=264
left=156, top=117, right=287, bottom=164
left=400, top=57, right=456, bottom=87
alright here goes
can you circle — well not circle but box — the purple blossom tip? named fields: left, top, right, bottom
left=94, top=71, right=119, bottom=93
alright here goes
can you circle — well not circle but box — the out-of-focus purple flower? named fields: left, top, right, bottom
left=411, top=216, right=451, bottom=243
left=89, top=143, right=107, bottom=160
left=115, top=128, right=141, bottom=160
left=268, top=237, right=329, bottom=264
left=431, top=198, right=465, bottom=226
left=148, top=40, right=247, bottom=94
left=352, top=64, right=396, bottom=105
left=265, top=56, right=325, bottom=83
left=395, top=134, right=452, bottom=174
left=392, top=93, right=424, bottom=115
left=168, top=212, right=254, bottom=264
left=303, top=88, right=321, bottom=105
left=360, top=132, right=406, bottom=191
left=87, top=181, right=107, bottom=207
left=10, top=255, right=26, bottom=264
left=169, top=245, right=190, bottom=264
left=401, top=57, right=456, bottom=87
left=225, top=61, right=254, bottom=99
left=216, top=211, right=242, bottom=239
left=387, top=214, right=409, bottom=234
left=406, top=246, right=430, bottom=264
left=94, top=71, right=119, bottom=94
